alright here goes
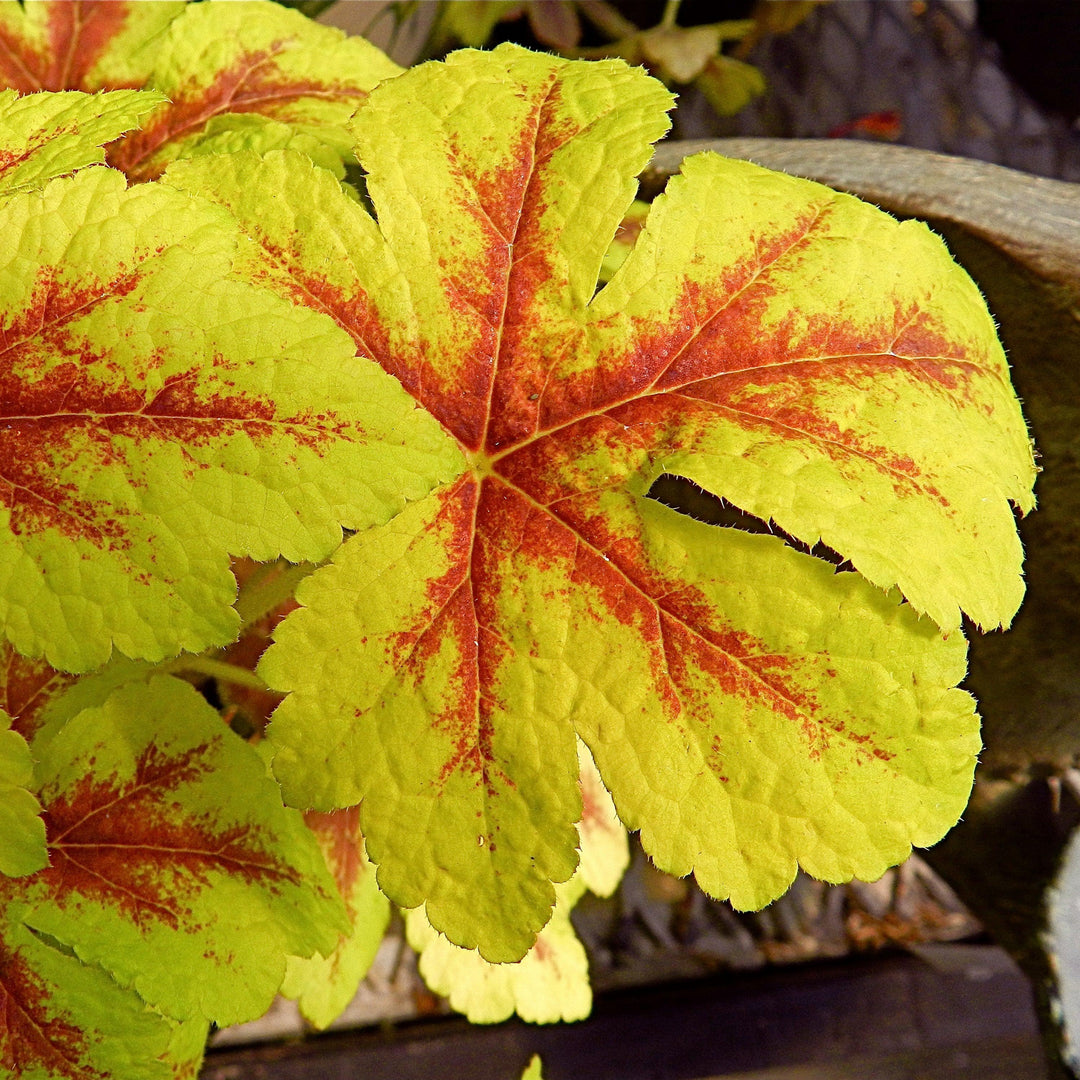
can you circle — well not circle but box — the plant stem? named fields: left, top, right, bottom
left=660, top=0, right=682, bottom=30
left=161, top=655, right=270, bottom=692
left=577, top=0, right=639, bottom=41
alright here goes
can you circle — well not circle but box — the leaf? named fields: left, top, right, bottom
left=0, top=709, right=47, bottom=877
left=406, top=876, right=590, bottom=1025
left=522, top=1055, right=544, bottom=1080
left=0, top=88, right=166, bottom=197
left=695, top=54, right=767, bottom=117
left=520, top=1054, right=544, bottom=1080
left=0, top=0, right=401, bottom=183
left=576, top=739, right=628, bottom=899
left=280, top=806, right=391, bottom=1030
left=639, top=24, right=722, bottom=84
left=436, top=2, right=524, bottom=48
left=170, top=45, right=1030, bottom=960
left=0, top=1, right=184, bottom=93
left=0, top=165, right=460, bottom=671
left=406, top=741, right=625, bottom=1023
left=0, top=899, right=182, bottom=1080
left=7, top=675, right=347, bottom=1025
left=0, top=645, right=75, bottom=744
left=584, top=152, right=1034, bottom=632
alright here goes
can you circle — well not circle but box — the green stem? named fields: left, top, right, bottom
left=161, top=656, right=270, bottom=692
left=660, top=0, right=682, bottom=30
left=577, top=0, right=639, bottom=41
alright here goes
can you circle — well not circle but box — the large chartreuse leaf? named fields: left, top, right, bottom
left=0, top=88, right=165, bottom=197
left=3, top=675, right=346, bottom=1025
left=0, top=164, right=460, bottom=672
left=0, top=708, right=46, bottom=876
left=0, top=0, right=401, bottom=182
left=165, top=44, right=1033, bottom=961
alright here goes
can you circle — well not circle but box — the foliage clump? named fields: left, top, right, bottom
left=0, top=1, right=1034, bottom=1075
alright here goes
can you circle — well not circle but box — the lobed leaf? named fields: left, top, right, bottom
left=7, top=675, right=348, bottom=1025
left=107, top=0, right=402, bottom=182
left=0, top=709, right=46, bottom=877
left=586, top=152, right=1035, bottom=631
left=0, top=87, right=166, bottom=197
left=0, top=1, right=401, bottom=182
left=0, top=165, right=460, bottom=671
left=162, top=44, right=1035, bottom=959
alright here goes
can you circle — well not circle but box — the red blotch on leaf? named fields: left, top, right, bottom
left=107, top=47, right=372, bottom=182
left=0, top=933, right=105, bottom=1080
left=0, top=646, right=74, bottom=742
left=40, top=740, right=302, bottom=931
left=304, top=806, right=363, bottom=905
left=0, top=0, right=133, bottom=93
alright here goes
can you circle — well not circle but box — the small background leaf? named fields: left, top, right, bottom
left=281, top=807, right=391, bottom=1029
left=105, top=0, right=402, bottom=181
left=406, top=876, right=590, bottom=1025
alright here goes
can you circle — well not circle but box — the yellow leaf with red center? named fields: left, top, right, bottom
left=161, top=44, right=1033, bottom=960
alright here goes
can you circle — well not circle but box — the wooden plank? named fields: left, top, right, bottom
left=201, top=947, right=1046, bottom=1080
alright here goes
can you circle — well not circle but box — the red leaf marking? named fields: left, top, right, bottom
left=251, top=241, right=394, bottom=371
left=0, top=0, right=133, bottom=93
left=496, top=432, right=896, bottom=764
left=0, top=934, right=105, bottom=1080
left=373, top=478, right=496, bottom=791
left=303, top=806, right=362, bottom=904
left=107, top=47, right=372, bottom=182
left=1, top=269, right=356, bottom=549
left=371, top=76, right=579, bottom=451
left=41, top=740, right=302, bottom=931
left=0, top=646, right=74, bottom=742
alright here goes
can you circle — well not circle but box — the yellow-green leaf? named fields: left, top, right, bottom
left=0, top=901, right=183, bottom=1080
left=407, top=875, right=590, bottom=1024
left=0, top=0, right=401, bottom=181
left=170, top=45, right=1029, bottom=960
left=0, top=88, right=166, bottom=197
left=0, top=708, right=46, bottom=877
left=9, top=675, right=347, bottom=1025
left=281, top=807, right=391, bottom=1029
left=0, top=164, right=459, bottom=671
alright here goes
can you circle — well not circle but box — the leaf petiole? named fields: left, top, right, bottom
left=159, top=656, right=270, bottom=693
